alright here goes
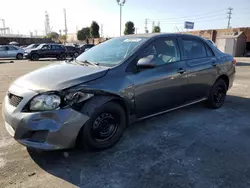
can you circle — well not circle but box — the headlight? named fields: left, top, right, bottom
left=65, top=92, right=93, bottom=105
left=30, top=94, right=61, bottom=111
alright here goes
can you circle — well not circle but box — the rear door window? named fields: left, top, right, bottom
left=8, top=46, right=18, bottom=51
left=205, top=44, right=215, bottom=57
left=52, top=45, right=64, bottom=50
left=181, top=38, right=207, bottom=60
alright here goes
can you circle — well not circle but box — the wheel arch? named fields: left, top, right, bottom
left=80, top=95, right=130, bottom=124
left=216, top=74, right=229, bottom=90
left=74, top=95, right=130, bottom=148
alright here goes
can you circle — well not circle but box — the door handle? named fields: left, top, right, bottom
left=177, top=68, right=186, bottom=74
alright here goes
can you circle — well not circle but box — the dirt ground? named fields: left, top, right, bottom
left=0, top=58, right=250, bottom=188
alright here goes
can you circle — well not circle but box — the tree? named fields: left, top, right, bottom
left=90, top=21, right=100, bottom=38
left=46, top=32, right=59, bottom=41
left=124, top=21, right=135, bottom=35
left=77, top=27, right=90, bottom=41
left=59, top=35, right=67, bottom=44
left=152, top=26, right=161, bottom=33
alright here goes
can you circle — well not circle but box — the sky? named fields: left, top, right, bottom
left=0, top=0, right=249, bottom=37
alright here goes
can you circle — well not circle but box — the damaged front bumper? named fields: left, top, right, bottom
left=2, top=84, right=89, bottom=150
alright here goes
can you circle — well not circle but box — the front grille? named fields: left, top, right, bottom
left=8, top=92, right=23, bottom=107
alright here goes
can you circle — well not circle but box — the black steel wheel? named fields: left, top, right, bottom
left=206, top=79, right=227, bottom=109
left=79, top=101, right=126, bottom=150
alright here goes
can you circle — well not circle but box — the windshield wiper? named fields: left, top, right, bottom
left=81, top=60, right=99, bottom=67
left=69, top=59, right=99, bottom=67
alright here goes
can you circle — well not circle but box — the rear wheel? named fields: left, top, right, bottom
left=206, top=79, right=227, bottom=109
left=31, top=53, right=39, bottom=61
left=73, top=52, right=79, bottom=58
left=78, top=102, right=126, bottom=150
left=16, top=53, right=23, bottom=60
left=59, top=53, right=67, bottom=60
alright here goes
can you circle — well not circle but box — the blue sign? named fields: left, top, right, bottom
left=184, top=21, right=194, bottom=29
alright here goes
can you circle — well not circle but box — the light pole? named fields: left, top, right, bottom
left=117, top=0, right=126, bottom=36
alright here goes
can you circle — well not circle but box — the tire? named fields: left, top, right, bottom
left=79, top=102, right=126, bottom=150
left=16, top=53, right=23, bottom=60
left=31, top=53, right=39, bottom=61
left=59, top=53, right=67, bottom=60
left=206, top=79, right=227, bottom=109
left=73, top=52, right=79, bottom=58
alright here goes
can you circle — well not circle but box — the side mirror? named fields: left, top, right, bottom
left=137, top=56, right=156, bottom=68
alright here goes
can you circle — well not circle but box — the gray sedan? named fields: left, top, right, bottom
left=0, top=45, right=24, bottom=59
left=2, top=33, right=235, bottom=151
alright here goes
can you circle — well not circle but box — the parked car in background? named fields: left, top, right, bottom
left=2, top=33, right=236, bottom=151
left=78, top=44, right=95, bottom=54
left=0, top=45, right=24, bottom=59
left=23, top=44, right=40, bottom=51
left=65, top=45, right=80, bottom=58
left=24, top=43, right=67, bottom=60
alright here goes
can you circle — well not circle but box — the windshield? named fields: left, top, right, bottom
left=76, top=37, right=147, bottom=67
left=25, top=44, right=37, bottom=49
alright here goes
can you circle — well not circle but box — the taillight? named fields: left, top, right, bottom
left=232, top=59, right=236, bottom=66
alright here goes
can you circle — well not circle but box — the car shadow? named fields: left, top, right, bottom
left=0, top=61, right=13, bottom=64
left=236, top=62, right=250, bottom=66
left=28, top=95, right=250, bottom=187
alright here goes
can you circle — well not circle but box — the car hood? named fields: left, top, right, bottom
left=14, top=62, right=109, bottom=92
left=24, top=48, right=37, bottom=53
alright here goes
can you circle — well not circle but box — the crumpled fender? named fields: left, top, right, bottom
left=80, top=95, right=131, bottom=119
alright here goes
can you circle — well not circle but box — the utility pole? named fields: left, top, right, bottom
left=227, top=7, right=233, bottom=29
left=63, top=8, right=68, bottom=37
left=152, top=21, right=155, bottom=33
left=145, top=18, right=148, bottom=33
left=117, top=0, right=126, bottom=36
left=101, top=24, right=103, bottom=37
left=135, top=28, right=138, bottom=34
left=45, top=11, right=51, bottom=35
left=158, top=21, right=160, bottom=27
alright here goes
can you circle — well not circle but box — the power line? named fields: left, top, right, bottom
left=151, top=9, right=226, bottom=21
left=227, top=7, right=233, bottom=29
left=146, top=17, right=226, bottom=25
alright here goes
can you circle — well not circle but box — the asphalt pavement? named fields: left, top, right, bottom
left=0, top=58, right=250, bottom=188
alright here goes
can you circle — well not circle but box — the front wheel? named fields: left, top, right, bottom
left=79, top=102, right=126, bottom=150
left=30, top=53, right=39, bottom=61
left=206, top=79, right=227, bottom=109
left=16, top=53, right=23, bottom=60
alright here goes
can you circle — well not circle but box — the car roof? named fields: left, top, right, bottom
left=118, top=33, right=205, bottom=40
left=40, top=43, right=61, bottom=45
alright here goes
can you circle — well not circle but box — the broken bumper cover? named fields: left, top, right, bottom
left=2, top=96, right=89, bottom=150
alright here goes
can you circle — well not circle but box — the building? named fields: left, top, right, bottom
left=184, top=27, right=250, bottom=56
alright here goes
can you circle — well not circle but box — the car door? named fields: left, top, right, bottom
left=40, top=44, right=51, bottom=58
left=51, top=45, right=59, bottom=57
left=179, top=37, right=218, bottom=102
left=7, top=46, right=18, bottom=58
left=0, top=46, right=8, bottom=58
left=128, top=37, right=188, bottom=118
